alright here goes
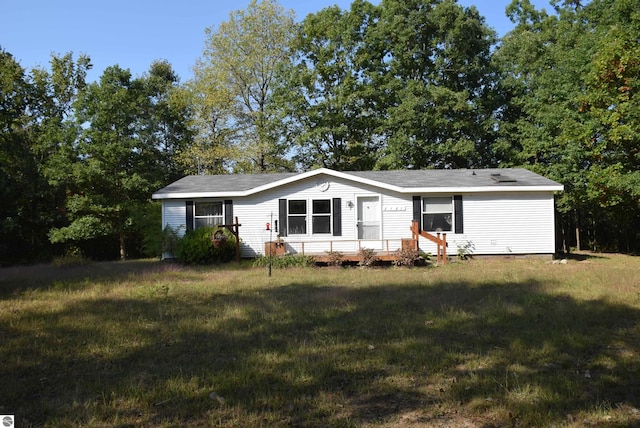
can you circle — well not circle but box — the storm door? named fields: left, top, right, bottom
left=356, top=196, right=381, bottom=240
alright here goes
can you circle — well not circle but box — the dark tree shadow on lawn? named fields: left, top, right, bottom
left=0, top=260, right=196, bottom=298
left=1, top=273, right=639, bottom=426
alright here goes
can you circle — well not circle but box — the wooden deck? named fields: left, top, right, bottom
left=263, top=221, right=449, bottom=265
left=310, top=251, right=403, bottom=264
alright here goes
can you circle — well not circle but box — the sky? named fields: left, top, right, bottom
left=0, top=0, right=553, bottom=83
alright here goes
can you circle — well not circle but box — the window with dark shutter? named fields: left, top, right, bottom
left=332, top=198, right=342, bottom=236
left=454, top=195, right=463, bottom=234
left=278, top=199, right=287, bottom=237
left=224, top=200, right=233, bottom=225
left=194, top=202, right=224, bottom=228
left=412, top=196, right=422, bottom=230
left=186, top=201, right=194, bottom=231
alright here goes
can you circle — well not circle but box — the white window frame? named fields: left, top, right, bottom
left=194, top=200, right=224, bottom=229
left=312, top=199, right=332, bottom=235
left=287, top=198, right=333, bottom=236
left=287, top=199, right=307, bottom=235
left=422, top=196, right=453, bottom=232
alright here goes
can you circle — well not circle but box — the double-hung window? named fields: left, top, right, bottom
left=422, top=197, right=453, bottom=232
left=286, top=199, right=333, bottom=235
left=288, top=200, right=307, bottom=234
left=312, top=199, right=331, bottom=234
left=194, top=201, right=223, bottom=229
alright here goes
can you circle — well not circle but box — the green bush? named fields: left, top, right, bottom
left=176, top=227, right=236, bottom=265
left=253, top=253, right=316, bottom=268
left=51, top=253, right=92, bottom=268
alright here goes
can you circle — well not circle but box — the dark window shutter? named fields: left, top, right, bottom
left=278, top=199, right=287, bottom=237
left=332, top=198, right=342, bottom=236
left=454, top=195, right=463, bottom=234
left=186, top=201, right=194, bottom=232
left=412, top=196, right=422, bottom=230
left=224, top=200, right=233, bottom=225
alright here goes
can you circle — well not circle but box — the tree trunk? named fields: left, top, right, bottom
left=119, top=232, right=126, bottom=260
left=575, top=210, right=581, bottom=251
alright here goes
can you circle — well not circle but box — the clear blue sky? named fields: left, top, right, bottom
left=0, top=0, right=552, bottom=83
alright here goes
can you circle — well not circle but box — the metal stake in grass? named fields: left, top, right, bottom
left=268, top=212, right=273, bottom=277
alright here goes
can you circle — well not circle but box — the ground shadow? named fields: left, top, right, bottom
left=1, top=263, right=639, bottom=426
left=0, top=260, right=184, bottom=298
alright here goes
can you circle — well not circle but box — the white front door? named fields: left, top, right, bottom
left=357, top=196, right=381, bottom=241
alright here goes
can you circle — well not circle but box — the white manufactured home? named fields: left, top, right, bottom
left=152, top=168, right=564, bottom=260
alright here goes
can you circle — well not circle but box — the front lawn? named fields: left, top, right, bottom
left=1, top=254, right=639, bottom=427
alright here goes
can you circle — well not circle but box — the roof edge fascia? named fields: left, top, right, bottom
left=152, top=184, right=564, bottom=200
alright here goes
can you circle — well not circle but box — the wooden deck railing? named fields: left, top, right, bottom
left=265, top=221, right=448, bottom=265
left=410, top=220, right=447, bottom=265
left=281, top=238, right=407, bottom=259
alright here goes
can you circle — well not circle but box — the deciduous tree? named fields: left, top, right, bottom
left=0, top=49, right=34, bottom=263
left=369, top=0, right=499, bottom=169
left=50, top=62, right=190, bottom=260
left=192, top=0, right=296, bottom=173
left=274, top=0, right=382, bottom=170
left=496, top=0, right=640, bottom=252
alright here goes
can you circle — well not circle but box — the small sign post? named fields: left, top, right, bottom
left=268, top=212, right=273, bottom=277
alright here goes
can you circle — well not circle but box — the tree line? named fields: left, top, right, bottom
left=1, top=0, right=638, bottom=264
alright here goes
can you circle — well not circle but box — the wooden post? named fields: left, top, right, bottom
left=411, top=220, right=446, bottom=265
left=233, top=217, right=241, bottom=262
left=442, top=233, right=447, bottom=265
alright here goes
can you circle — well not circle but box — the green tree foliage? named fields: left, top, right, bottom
left=580, top=10, right=640, bottom=201
left=50, top=62, right=191, bottom=260
left=176, top=227, right=236, bottom=265
left=280, top=0, right=499, bottom=171
left=0, top=50, right=90, bottom=263
left=177, top=68, right=235, bottom=175
left=28, top=54, right=92, bottom=249
left=191, top=0, right=296, bottom=173
left=274, top=0, right=382, bottom=170
left=0, top=49, right=34, bottom=263
left=140, top=60, right=194, bottom=185
left=371, top=0, right=499, bottom=169
left=497, top=0, right=640, bottom=252
left=577, top=0, right=640, bottom=250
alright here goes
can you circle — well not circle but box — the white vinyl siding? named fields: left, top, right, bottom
left=159, top=177, right=557, bottom=258
left=162, top=200, right=186, bottom=237
left=459, top=193, right=556, bottom=254
left=232, top=177, right=366, bottom=256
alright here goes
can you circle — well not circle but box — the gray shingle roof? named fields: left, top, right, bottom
left=347, top=168, right=559, bottom=188
left=155, top=172, right=297, bottom=194
left=152, top=168, right=562, bottom=198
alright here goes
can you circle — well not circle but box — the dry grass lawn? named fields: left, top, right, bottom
left=0, top=253, right=639, bottom=427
